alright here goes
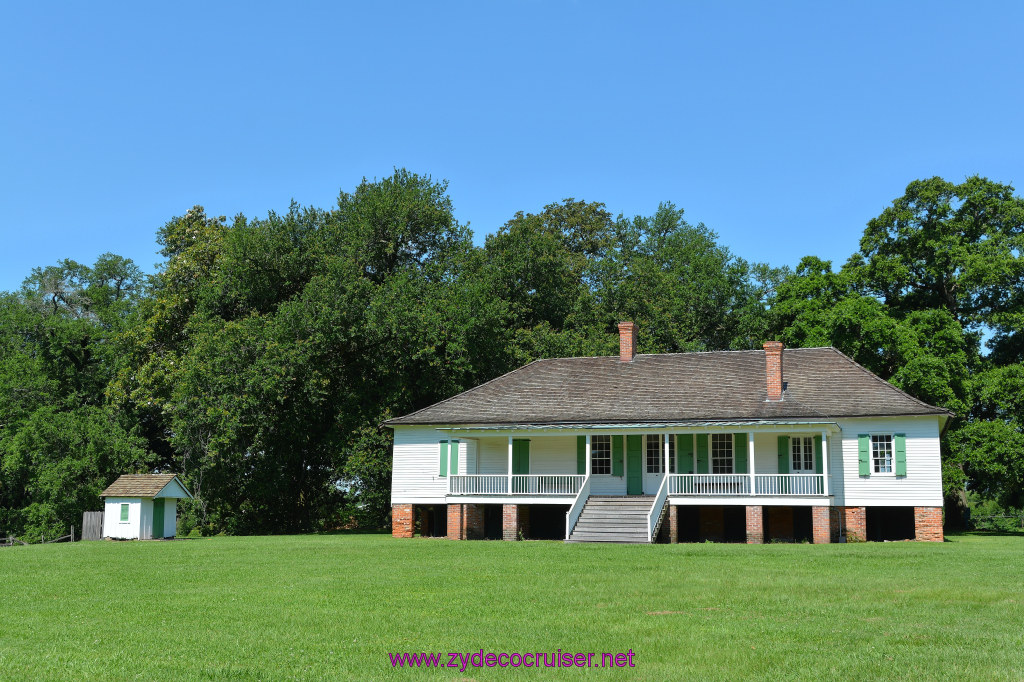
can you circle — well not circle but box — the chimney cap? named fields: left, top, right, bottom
left=763, top=341, right=783, bottom=352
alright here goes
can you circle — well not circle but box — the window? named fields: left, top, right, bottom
left=791, top=436, right=814, bottom=472
left=872, top=435, right=893, bottom=473
left=591, top=435, right=611, bottom=475
left=646, top=435, right=662, bottom=473
left=711, top=434, right=733, bottom=474
left=119, top=503, right=129, bottom=523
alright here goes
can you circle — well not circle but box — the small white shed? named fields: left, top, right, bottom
left=100, top=474, right=192, bottom=540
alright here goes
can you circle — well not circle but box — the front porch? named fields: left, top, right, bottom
left=448, top=472, right=826, bottom=498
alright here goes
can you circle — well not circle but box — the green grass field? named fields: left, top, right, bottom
left=1, top=533, right=1021, bottom=681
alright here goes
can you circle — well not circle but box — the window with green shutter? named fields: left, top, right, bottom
left=439, top=441, right=449, bottom=477
left=861, top=433, right=905, bottom=476
left=576, top=436, right=586, bottom=475
left=119, top=503, right=129, bottom=523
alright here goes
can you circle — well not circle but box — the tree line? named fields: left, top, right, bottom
left=1, top=170, right=1021, bottom=538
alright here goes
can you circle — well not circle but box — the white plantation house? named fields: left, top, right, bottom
left=386, top=323, right=950, bottom=544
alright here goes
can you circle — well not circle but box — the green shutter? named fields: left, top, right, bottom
left=858, top=434, right=870, bottom=476
left=612, top=435, right=624, bottom=476
left=895, top=433, right=907, bottom=476
left=696, top=434, right=709, bottom=474
left=777, top=436, right=790, bottom=474
left=677, top=434, right=694, bottom=474
left=734, top=433, right=748, bottom=474
left=576, top=436, right=586, bottom=475
left=120, top=503, right=129, bottom=522
left=439, top=441, right=448, bottom=477
left=450, top=439, right=459, bottom=476
left=814, top=435, right=823, bottom=474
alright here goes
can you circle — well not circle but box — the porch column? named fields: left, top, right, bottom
left=507, top=436, right=514, bottom=495
left=585, top=434, right=591, bottom=477
left=748, top=432, right=756, bottom=496
left=821, top=430, right=829, bottom=497
left=663, top=434, right=670, bottom=475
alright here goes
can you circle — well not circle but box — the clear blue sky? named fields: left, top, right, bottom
left=2, top=2, right=1022, bottom=292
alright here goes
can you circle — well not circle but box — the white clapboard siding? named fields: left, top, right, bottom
left=752, top=433, right=779, bottom=475
left=391, top=426, right=451, bottom=504
left=477, top=437, right=510, bottom=475
left=589, top=475, right=627, bottom=495
left=103, top=498, right=141, bottom=539
left=833, top=416, right=943, bottom=506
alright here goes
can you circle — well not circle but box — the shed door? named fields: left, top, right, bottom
left=152, top=498, right=165, bottom=538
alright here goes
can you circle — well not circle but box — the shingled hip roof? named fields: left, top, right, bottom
left=100, top=474, right=191, bottom=498
left=385, top=347, right=951, bottom=427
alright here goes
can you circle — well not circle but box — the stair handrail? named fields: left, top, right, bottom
left=646, top=475, right=671, bottom=543
left=564, top=474, right=592, bottom=540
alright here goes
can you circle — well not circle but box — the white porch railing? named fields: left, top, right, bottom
left=448, top=475, right=509, bottom=495
left=647, top=475, right=670, bottom=542
left=448, top=474, right=585, bottom=496
left=564, top=475, right=592, bottom=539
left=512, top=475, right=586, bottom=495
left=754, top=474, right=824, bottom=496
left=668, top=474, right=751, bottom=495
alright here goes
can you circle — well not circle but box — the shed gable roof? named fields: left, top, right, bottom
left=101, top=474, right=192, bottom=499
left=386, top=347, right=950, bottom=426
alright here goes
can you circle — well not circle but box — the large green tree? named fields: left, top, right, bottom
left=772, top=176, right=1024, bottom=528
left=0, top=255, right=150, bottom=540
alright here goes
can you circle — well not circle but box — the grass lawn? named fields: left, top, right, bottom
left=1, top=533, right=1022, bottom=681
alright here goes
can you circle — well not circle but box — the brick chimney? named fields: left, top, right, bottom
left=618, top=322, right=637, bottom=362
left=764, top=341, right=784, bottom=401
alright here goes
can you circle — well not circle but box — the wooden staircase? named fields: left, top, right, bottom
left=566, top=496, right=657, bottom=543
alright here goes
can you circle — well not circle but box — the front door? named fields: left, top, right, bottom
left=790, top=436, right=816, bottom=495
left=791, top=436, right=815, bottom=473
left=642, top=434, right=665, bottom=494
left=626, top=435, right=643, bottom=495
left=152, top=498, right=165, bottom=538
left=512, top=439, right=530, bottom=474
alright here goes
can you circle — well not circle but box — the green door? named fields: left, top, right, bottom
left=512, top=439, right=530, bottom=474
left=626, top=435, right=643, bottom=495
left=152, top=498, right=165, bottom=538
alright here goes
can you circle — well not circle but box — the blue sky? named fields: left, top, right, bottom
left=2, top=2, right=1022, bottom=292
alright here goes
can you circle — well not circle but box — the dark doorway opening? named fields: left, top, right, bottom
left=866, top=506, right=916, bottom=541
left=482, top=505, right=502, bottom=540
left=764, top=506, right=813, bottom=542
left=676, top=506, right=747, bottom=543
left=418, top=505, right=447, bottom=538
left=525, top=505, right=570, bottom=540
